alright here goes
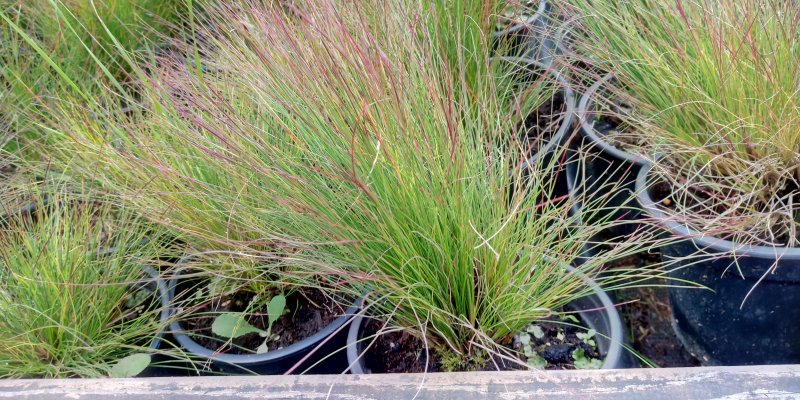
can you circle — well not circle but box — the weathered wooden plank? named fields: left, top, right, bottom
left=1, top=365, right=799, bottom=400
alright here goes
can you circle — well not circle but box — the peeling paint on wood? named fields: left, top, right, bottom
left=0, top=365, right=799, bottom=399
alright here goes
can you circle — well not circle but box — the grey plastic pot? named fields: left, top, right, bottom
left=78, top=247, right=169, bottom=353
left=164, top=257, right=361, bottom=375
left=567, top=74, right=651, bottom=239
left=345, top=265, right=634, bottom=373
left=483, top=61, right=575, bottom=199
left=492, top=0, right=559, bottom=67
left=636, top=162, right=800, bottom=365
left=136, top=265, right=174, bottom=377
left=140, top=265, right=171, bottom=351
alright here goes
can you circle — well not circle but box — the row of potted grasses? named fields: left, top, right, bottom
left=1, top=0, right=799, bottom=377
left=0, top=0, right=659, bottom=376
left=562, top=0, right=800, bottom=365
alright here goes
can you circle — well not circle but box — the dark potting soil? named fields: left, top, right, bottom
left=183, top=288, right=344, bottom=355
left=357, top=313, right=604, bottom=373
left=591, top=105, right=645, bottom=152
left=603, top=245, right=701, bottom=367
left=618, top=285, right=700, bottom=368
left=358, top=319, right=443, bottom=373
left=513, top=316, right=603, bottom=370
left=523, top=92, right=566, bottom=153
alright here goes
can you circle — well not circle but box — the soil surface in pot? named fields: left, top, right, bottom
left=512, top=316, right=603, bottom=370
left=523, top=92, right=566, bottom=154
left=183, top=288, right=344, bottom=355
left=356, top=313, right=603, bottom=373
left=652, top=181, right=800, bottom=247
left=606, top=248, right=701, bottom=367
left=589, top=100, right=645, bottom=151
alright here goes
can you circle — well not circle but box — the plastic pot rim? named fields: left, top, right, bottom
left=345, top=264, right=626, bottom=373
left=86, top=247, right=169, bottom=352
left=142, top=265, right=170, bottom=351
left=164, top=255, right=361, bottom=366
left=483, top=59, right=576, bottom=170
left=636, top=161, right=800, bottom=259
left=577, top=73, right=650, bottom=167
left=492, top=0, right=549, bottom=38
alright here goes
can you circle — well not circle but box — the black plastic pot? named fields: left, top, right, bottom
left=492, top=0, right=559, bottom=67
left=636, top=162, right=800, bottom=365
left=567, top=74, right=650, bottom=239
left=164, top=262, right=360, bottom=375
left=345, top=265, right=634, bottom=373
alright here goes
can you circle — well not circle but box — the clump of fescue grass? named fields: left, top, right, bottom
left=566, top=0, right=800, bottom=246
left=40, top=0, right=663, bottom=366
left=0, top=180, right=178, bottom=378
left=39, top=0, right=561, bottom=251
left=0, top=0, right=180, bottom=153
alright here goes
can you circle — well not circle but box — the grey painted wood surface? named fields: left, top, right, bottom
left=1, top=365, right=799, bottom=399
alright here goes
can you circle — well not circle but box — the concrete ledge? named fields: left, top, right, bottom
left=1, top=365, right=799, bottom=399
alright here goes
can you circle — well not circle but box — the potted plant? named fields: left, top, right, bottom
left=493, top=0, right=560, bottom=67
left=345, top=264, right=636, bottom=373
left=0, top=184, right=176, bottom=378
left=129, top=0, right=658, bottom=374
left=163, top=252, right=360, bottom=375
left=567, top=73, right=651, bottom=239
left=568, top=0, right=800, bottom=365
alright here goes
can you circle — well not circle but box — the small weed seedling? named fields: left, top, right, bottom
left=211, top=295, right=286, bottom=354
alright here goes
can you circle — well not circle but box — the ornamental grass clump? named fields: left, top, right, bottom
left=41, top=0, right=660, bottom=368
left=566, top=0, right=800, bottom=246
left=38, top=0, right=560, bottom=251
left=0, top=0, right=179, bottom=150
left=0, top=182, right=178, bottom=378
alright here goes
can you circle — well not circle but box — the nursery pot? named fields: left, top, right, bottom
left=345, top=265, right=634, bottom=373
left=492, top=0, right=558, bottom=67
left=567, top=73, right=651, bottom=238
left=164, top=262, right=360, bottom=375
left=87, top=248, right=170, bottom=352
left=510, top=66, right=576, bottom=201
left=93, top=245, right=173, bottom=377
left=141, top=266, right=171, bottom=350
left=137, top=265, right=173, bottom=377
left=636, top=163, right=800, bottom=365
left=0, top=198, right=46, bottom=227
left=489, top=61, right=575, bottom=201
